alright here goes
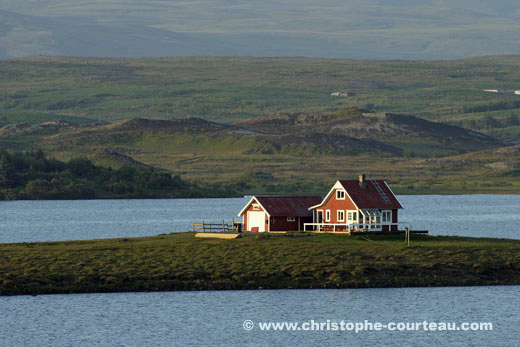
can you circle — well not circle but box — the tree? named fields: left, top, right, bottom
left=0, top=149, right=16, bottom=188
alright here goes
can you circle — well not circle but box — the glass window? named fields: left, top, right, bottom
left=336, top=190, right=345, bottom=199
left=338, top=210, right=345, bottom=222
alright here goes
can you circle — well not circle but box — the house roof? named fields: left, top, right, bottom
left=238, top=196, right=323, bottom=217
left=338, top=179, right=403, bottom=209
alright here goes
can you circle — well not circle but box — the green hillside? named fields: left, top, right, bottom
left=1, top=56, right=520, bottom=194
left=1, top=56, right=520, bottom=144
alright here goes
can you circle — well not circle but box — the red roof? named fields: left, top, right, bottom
left=338, top=180, right=402, bottom=209
left=253, top=196, right=323, bottom=217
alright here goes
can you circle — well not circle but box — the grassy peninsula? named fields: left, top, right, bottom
left=1, top=233, right=519, bottom=296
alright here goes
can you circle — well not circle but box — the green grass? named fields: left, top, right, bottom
left=2, top=56, right=520, bottom=128
left=2, top=56, right=520, bottom=194
left=1, top=233, right=519, bottom=295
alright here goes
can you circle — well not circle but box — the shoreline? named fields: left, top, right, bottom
left=1, top=233, right=519, bottom=296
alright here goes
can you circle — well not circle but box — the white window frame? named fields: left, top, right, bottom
left=325, top=210, right=331, bottom=222
left=337, top=210, right=345, bottom=222
left=287, top=217, right=296, bottom=222
left=382, top=210, right=392, bottom=223
left=347, top=210, right=358, bottom=223
left=252, top=204, right=260, bottom=211
left=336, top=190, right=345, bottom=200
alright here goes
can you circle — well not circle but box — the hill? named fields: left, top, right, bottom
left=36, top=117, right=402, bottom=156
left=236, top=110, right=503, bottom=156
left=1, top=56, right=520, bottom=194
left=2, top=1, right=520, bottom=59
left=1, top=55, right=520, bottom=146
left=2, top=113, right=518, bottom=195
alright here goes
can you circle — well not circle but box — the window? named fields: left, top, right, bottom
left=336, top=190, right=345, bottom=200
left=382, top=210, right=392, bottom=223
left=252, top=204, right=260, bottom=211
left=337, top=210, right=345, bottom=222
left=347, top=211, right=358, bottom=223
left=287, top=217, right=296, bottom=222
left=325, top=210, right=331, bottom=222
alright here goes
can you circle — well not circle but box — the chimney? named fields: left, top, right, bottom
left=359, top=174, right=366, bottom=189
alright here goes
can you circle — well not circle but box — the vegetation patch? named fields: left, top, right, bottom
left=1, top=233, right=519, bottom=296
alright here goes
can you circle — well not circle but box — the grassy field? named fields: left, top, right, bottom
left=1, top=56, right=520, bottom=134
left=1, top=56, right=520, bottom=195
left=1, top=233, right=519, bottom=296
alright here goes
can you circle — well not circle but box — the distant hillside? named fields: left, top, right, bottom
left=40, top=117, right=402, bottom=156
left=2, top=55, right=520, bottom=146
left=1, top=115, right=518, bottom=194
left=2, top=1, right=520, bottom=59
left=236, top=110, right=504, bottom=156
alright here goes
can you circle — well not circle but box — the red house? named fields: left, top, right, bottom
left=237, top=196, right=322, bottom=232
left=308, top=175, right=403, bottom=232
left=237, top=175, right=402, bottom=233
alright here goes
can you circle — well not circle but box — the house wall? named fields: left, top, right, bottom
left=315, top=189, right=356, bottom=223
left=243, top=201, right=268, bottom=231
left=270, top=217, right=298, bottom=231
left=269, top=216, right=314, bottom=232
left=392, top=208, right=398, bottom=231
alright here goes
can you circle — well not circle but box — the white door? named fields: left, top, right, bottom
left=247, top=211, right=266, bottom=232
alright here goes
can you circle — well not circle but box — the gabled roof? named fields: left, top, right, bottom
left=338, top=180, right=402, bottom=209
left=238, top=196, right=322, bottom=217
left=310, top=179, right=403, bottom=210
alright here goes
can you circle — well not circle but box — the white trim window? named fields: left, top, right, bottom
left=287, top=217, right=296, bottom=222
left=347, top=210, right=357, bottom=223
left=337, top=210, right=345, bottom=222
left=382, top=210, right=392, bottom=223
left=252, top=204, right=260, bottom=211
left=336, top=190, right=345, bottom=200
left=325, top=210, right=331, bottom=222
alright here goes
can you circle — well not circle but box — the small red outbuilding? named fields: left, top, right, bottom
left=237, top=196, right=322, bottom=232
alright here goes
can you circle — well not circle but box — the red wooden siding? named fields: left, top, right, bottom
left=316, top=189, right=356, bottom=224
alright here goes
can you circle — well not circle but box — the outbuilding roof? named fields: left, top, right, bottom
left=238, top=196, right=323, bottom=217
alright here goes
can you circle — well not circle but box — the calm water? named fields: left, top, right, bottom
left=0, top=195, right=519, bottom=243
left=0, top=286, right=518, bottom=346
left=1, top=196, right=519, bottom=345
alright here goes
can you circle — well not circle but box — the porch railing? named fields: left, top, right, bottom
left=303, top=222, right=410, bottom=233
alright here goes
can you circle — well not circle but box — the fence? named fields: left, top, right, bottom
left=192, top=219, right=243, bottom=233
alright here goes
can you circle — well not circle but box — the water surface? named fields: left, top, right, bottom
left=0, top=195, right=518, bottom=243
left=0, top=286, right=517, bottom=346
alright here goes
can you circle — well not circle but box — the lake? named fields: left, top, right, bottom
left=1, top=195, right=518, bottom=346
left=1, top=286, right=518, bottom=346
left=0, top=195, right=519, bottom=243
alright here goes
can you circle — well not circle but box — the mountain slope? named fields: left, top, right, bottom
left=38, top=117, right=402, bottom=156
left=236, top=110, right=504, bottom=155
left=2, top=1, right=520, bottom=59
